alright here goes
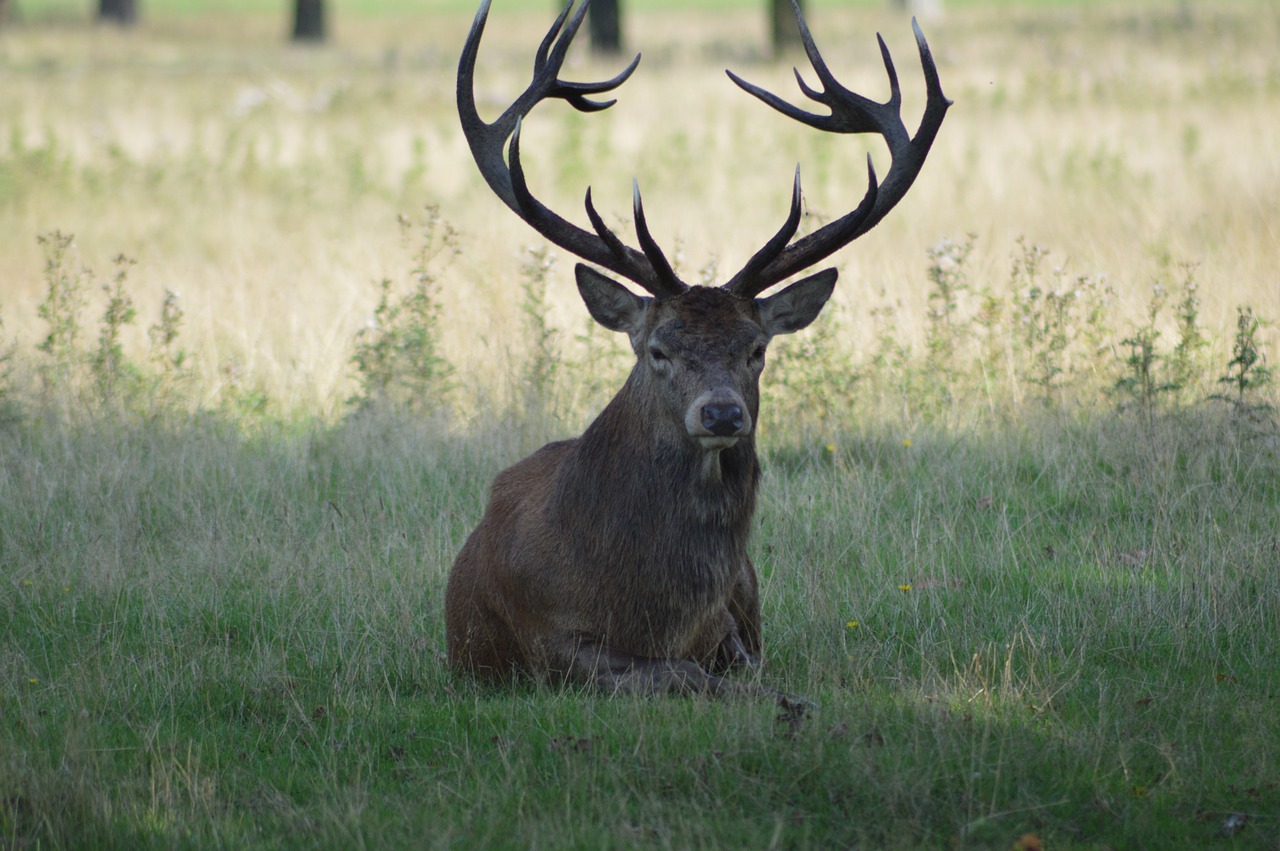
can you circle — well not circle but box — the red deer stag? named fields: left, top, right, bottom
left=446, top=0, right=949, bottom=699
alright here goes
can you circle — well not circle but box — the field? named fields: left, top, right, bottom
left=2, top=0, right=1279, bottom=848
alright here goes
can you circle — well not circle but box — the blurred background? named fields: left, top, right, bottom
left=0, top=0, right=1273, bottom=420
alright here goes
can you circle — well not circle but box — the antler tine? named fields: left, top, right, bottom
left=531, top=0, right=574, bottom=82
left=723, top=0, right=950, bottom=297
left=458, top=0, right=686, bottom=298
left=584, top=187, right=631, bottom=260
left=535, top=0, right=642, bottom=113
left=723, top=166, right=803, bottom=294
left=579, top=182, right=683, bottom=297
left=631, top=180, right=683, bottom=293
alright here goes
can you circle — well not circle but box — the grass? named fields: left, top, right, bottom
left=2, top=0, right=1280, bottom=848
left=4, top=410, right=1278, bottom=848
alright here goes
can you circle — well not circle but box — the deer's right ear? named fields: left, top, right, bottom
left=576, top=264, right=650, bottom=336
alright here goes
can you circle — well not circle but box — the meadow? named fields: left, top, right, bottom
left=2, top=0, right=1279, bottom=848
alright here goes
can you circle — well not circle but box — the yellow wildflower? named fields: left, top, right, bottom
left=846, top=620, right=859, bottom=629
left=899, top=584, right=913, bottom=591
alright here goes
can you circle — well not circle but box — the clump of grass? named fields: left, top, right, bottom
left=768, top=301, right=861, bottom=437
left=566, top=312, right=632, bottom=424
left=217, top=354, right=270, bottom=421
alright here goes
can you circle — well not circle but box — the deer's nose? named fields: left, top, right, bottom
left=701, top=403, right=744, bottom=437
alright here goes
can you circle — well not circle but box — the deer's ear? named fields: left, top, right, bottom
left=576, top=264, right=650, bottom=336
left=756, top=268, right=837, bottom=337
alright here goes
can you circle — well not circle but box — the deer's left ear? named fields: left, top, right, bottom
left=756, top=268, right=837, bottom=337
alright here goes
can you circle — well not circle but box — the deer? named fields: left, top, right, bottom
left=445, top=0, right=949, bottom=701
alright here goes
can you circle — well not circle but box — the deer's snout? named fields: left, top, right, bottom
left=701, top=403, right=744, bottom=437
left=686, top=390, right=752, bottom=447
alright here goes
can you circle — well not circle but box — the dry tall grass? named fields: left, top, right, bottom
left=0, top=2, right=1276, bottom=414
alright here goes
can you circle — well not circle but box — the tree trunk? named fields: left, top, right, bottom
left=588, top=0, right=622, bottom=55
left=292, top=0, right=326, bottom=43
left=99, top=0, right=138, bottom=26
left=771, top=0, right=803, bottom=52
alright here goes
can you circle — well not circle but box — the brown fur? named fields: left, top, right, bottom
left=445, top=276, right=834, bottom=698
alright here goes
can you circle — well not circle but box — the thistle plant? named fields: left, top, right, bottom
left=90, top=253, right=141, bottom=405
left=35, top=231, right=89, bottom=388
left=923, top=233, right=975, bottom=383
left=1006, top=239, right=1113, bottom=405
left=219, top=355, right=269, bottom=420
left=147, top=288, right=190, bottom=408
left=349, top=207, right=458, bottom=415
left=973, top=282, right=1006, bottom=379
left=1167, top=263, right=1209, bottom=392
left=1114, top=283, right=1174, bottom=413
left=1010, top=240, right=1072, bottom=402
left=1214, top=305, right=1273, bottom=415
left=0, top=308, right=17, bottom=423
left=519, top=244, right=562, bottom=420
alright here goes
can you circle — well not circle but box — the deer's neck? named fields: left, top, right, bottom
left=564, top=388, right=760, bottom=532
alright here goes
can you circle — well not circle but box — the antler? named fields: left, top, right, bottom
left=458, top=0, right=687, bottom=298
left=722, top=0, right=951, bottom=298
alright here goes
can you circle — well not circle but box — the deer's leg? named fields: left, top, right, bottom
left=569, top=638, right=772, bottom=699
left=445, top=558, right=529, bottom=683
left=708, top=625, right=762, bottom=675
left=717, top=557, right=763, bottom=667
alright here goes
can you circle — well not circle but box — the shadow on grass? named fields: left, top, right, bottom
left=1, top=403, right=1277, bottom=848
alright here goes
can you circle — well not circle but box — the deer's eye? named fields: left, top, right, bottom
left=649, top=347, right=669, bottom=363
left=751, top=345, right=767, bottom=362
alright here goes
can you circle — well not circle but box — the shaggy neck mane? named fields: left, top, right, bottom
left=553, top=372, right=760, bottom=537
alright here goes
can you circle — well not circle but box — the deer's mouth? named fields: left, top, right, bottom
left=696, top=435, right=741, bottom=451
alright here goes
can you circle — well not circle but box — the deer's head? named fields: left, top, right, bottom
left=576, top=267, right=834, bottom=450
left=459, top=0, right=950, bottom=450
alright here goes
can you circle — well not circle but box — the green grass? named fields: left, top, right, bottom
left=2, top=0, right=1279, bottom=846
left=3, top=406, right=1277, bottom=848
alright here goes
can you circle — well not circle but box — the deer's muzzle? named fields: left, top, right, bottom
left=686, top=390, right=752, bottom=448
